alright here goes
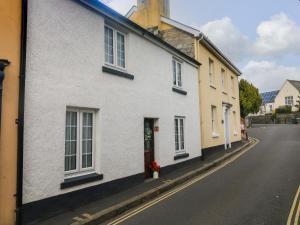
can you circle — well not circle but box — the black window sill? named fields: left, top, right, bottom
left=102, top=66, right=134, bottom=80
left=61, top=173, right=103, bottom=189
left=174, top=153, right=189, bottom=161
left=172, top=87, right=187, bottom=95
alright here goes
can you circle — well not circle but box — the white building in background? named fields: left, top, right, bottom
left=22, top=0, right=201, bottom=222
left=274, top=80, right=300, bottom=112
left=258, top=90, right=279, bottom=115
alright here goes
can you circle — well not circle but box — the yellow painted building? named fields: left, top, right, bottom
left=128, top=0, right=242, bottom=153
left=0, top=0, right=22, bottom=224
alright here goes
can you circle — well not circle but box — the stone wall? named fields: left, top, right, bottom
left=160, top=28, right=195, bottom=58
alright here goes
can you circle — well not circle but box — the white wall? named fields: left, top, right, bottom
left=23, top=0, right=201, bottom=203
left=275, top=81, right=300, bottom=112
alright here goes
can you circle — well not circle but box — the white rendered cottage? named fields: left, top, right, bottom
left=22, top=0, right=201, bottom=222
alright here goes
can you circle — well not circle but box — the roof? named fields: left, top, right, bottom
left=260, top=90, right=279, bottom=104
left=125, top=5, right=137, bottom=18
left=160, top=16, right=242, bottom=76
left=75, top=0, right=201, bottom=67
left=288, top=80, right=300, bottom=92
left=126, top=7, right=242, bottom=75
left=161, top=16, right=200, bottom=36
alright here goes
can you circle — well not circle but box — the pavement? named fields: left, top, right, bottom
left=29, top=139, right=249, bottom=225
left=102, top=124, right=300, bottom=225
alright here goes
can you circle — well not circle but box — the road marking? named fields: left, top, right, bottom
left=107, top=139, right=259, bottom=225
left=287, top=185, right=300, bottom=225
left=294, top=200, right=300, bottom=225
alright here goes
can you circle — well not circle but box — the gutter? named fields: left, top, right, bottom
left=198, top=33, right=242, bottom=76
left=76, top=0, right=201, bottom=67
left=16, top=0, right=28, bottom=224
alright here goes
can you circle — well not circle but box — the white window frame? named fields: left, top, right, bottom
left=269, top=104, right=273, bottom=112
left=285, top=96, right=293, bottom=106
left=211, top=106, right=218, bottom=136
left=174, top=116, right=185, bottom=154
left=231, top=76, right=235, bottom=94
left=172, top=58, right=183, bottom=88
left=233, top=111, right=238, bottom=135
left=65, top=109, right=96, bottom=176
left=221, top=68, right=226, bottom=90
left=104, top=25, right=126, bottom=70
left=209, top=58, right=215, bottom=86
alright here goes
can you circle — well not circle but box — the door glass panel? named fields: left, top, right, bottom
left=144, top=121, right=153, bottom=150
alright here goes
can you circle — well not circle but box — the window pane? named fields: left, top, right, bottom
left=82, top=155, right=87, bottom=168
left=172, top=60, right=176, bottom=85
left=177, top=63, right=182, bottom=87
left=180, top=119, right=184, bottom=150
left=71, top=127, right=77, bottom=140
left=65, top=142, right=71, bottom=155
left=65, top=111, right=77, bottom=172
left=105, top=26, right=114, bottom=64
left=82, top=112, right=93, bottom=169
left=117, top=33, right=125, bottom=68
left=175, top=119, right=179, bottom=151
left=211, top=106, right=216, bottom=133
left=71, top=141, right=77, bottom=154
left=87, top=154, right=92, bottom=168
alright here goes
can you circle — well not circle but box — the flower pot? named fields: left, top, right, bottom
left=153, top=171, right=159, bottom=179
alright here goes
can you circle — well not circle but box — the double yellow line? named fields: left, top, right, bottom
left=107, top=139, right=258, bottom=225
left=287, top=185, right=300, bottom=225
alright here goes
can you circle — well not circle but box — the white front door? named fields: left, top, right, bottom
left=223, top=106, right=231, bottom=149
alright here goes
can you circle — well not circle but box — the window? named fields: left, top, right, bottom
left=105, top=25, right=126, bottom=68
left=172, top=59, right=182, bottom=87
left=65, top=110, right=95, bottom=174
left=231, top=76, right=235, bottom=94
left=117, top=32, right=125, bottom=68
left=269, top=104, right=273, bottom=112
left=233, top=111, right=237, bottom=132
left=209, top=59, right=214, bottom=85
left=174, top=117, right=185, bottom=153
left=221, top=69, right=226, bottom=89
left=285, top=96, right=293, bottom=106
left=211, top=106, right=217, bottom=134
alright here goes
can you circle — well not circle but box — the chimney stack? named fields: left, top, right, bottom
left=137, top=0, right=170, bottom=18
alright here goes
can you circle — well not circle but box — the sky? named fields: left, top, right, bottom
left=101, top=0, right=300, bottom=92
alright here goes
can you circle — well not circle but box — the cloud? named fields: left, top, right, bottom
left=198, top=13, right=300, bottom=62
left=254, top=13, right=300, bottom=56
left=242, top=60, right=300, bottom=92
left=199, top=17, right=251, bottom=62
left=100, top=0, right=135, bottom=15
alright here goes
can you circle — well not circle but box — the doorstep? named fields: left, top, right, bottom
left=28, top=139, right=254, bottom=225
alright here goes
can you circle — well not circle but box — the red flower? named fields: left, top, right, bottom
left=149, top=161, right=160, bottom=173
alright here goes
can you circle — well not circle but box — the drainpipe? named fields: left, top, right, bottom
left=16, top=0, right=28, bottom=224
left=0, top=59, right=10, bottom=129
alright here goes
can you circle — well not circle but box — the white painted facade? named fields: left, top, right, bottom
left=274, top=80, right=300, bottom=112
left=23, top=0, right=201, bottom=203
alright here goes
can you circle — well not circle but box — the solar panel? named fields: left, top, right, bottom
left=260, top=90, right=279, bottom=104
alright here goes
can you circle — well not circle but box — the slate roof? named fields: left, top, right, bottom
left=76, top=0, right=200, bottom=66
left=260, top=90, right=279, bottom=104
left=288, top=80, right=300, bottom=92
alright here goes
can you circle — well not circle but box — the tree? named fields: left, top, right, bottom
left=239, top=79, right=262, bottom=118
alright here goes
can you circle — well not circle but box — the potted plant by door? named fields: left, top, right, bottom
left=149, top=161, right=160, bottom=179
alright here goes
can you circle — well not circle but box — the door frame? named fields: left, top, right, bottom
left=223, top=103, right=232, bottom=150
left=144, top=118, right=155, bottom=178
